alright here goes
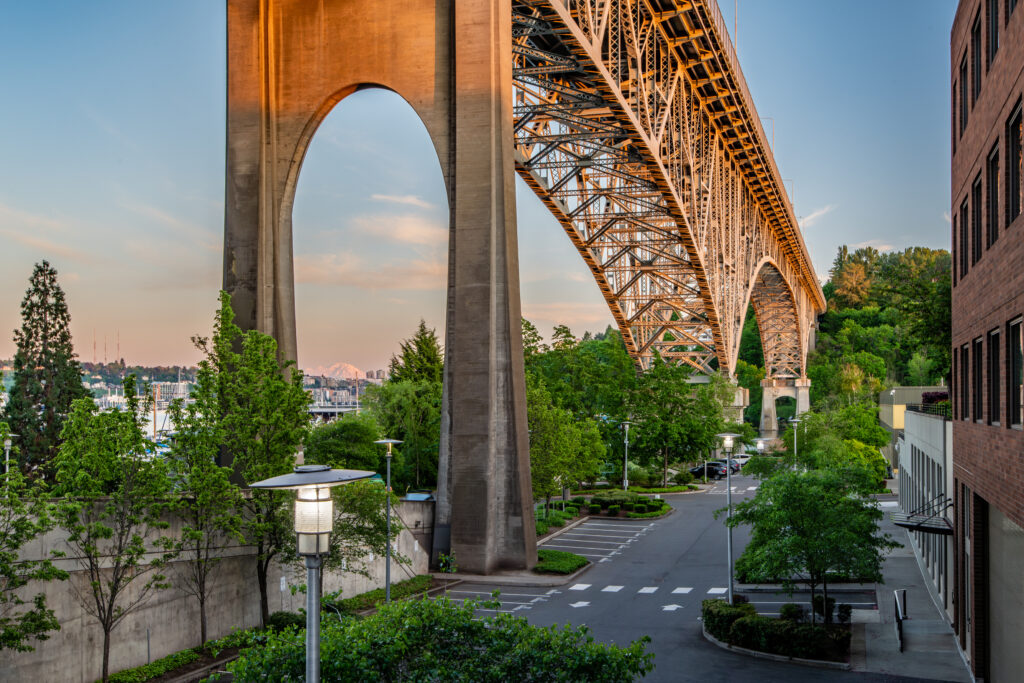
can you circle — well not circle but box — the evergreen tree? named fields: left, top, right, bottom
left=387, top=319, right=443, bottom=383
left=4, top=261, right=89, bottom=478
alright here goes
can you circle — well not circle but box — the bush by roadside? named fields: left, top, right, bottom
left=534, top=548, right=588, bottom=574
left=701, top=599, right=851, bottom=662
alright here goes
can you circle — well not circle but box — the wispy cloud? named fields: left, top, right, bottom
left=0, top=228, right=93, bottom=264
left=295, top=251, right=445, bottom=290
left=352, top=213, right=447, bottom=248
left=120, top=201, right=220, bottom=252
left=0, top=201, right=68, bottom=232
left=799, top=204, right=836, bottom=228
left=370, top=194, right=435, bottom=210
left=850, top=238, right=896, bottom=252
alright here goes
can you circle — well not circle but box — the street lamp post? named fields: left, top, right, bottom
left=716, top=432, right=741, bottom=605
left=2, top=433, right=14, bottom=476
left=622, top=421, right=634, bottom=491
left=250, top=464, right=375, bottom=683
left=790, top=416, right=802, bottom=461
left=374, top=438, right=403, bottom=602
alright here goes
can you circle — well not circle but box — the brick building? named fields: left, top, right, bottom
left=951, top=1, right=1024, bottom=679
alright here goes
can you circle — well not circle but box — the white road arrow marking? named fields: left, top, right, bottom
left=530, top=597, right=546, bottom=603
left=569, top=601, right=590, bottom=608
left=662, top=604, right=683, bottom=611
left=546, top=589, right=562, bottom=595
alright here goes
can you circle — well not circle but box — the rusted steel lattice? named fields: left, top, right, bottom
left=511, top=0, right=826, bottom=379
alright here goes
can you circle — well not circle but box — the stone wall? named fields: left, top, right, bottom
left=0, top=500, right=433, bottom=683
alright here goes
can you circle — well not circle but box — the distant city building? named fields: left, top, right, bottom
left=376, top=369, right=386, bottom=379
left=950, top=2, right=1024, bottom=678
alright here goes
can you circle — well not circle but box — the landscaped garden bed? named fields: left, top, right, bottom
left=701, top=599, right=852, bottom=663
left=534, top=548, right=589, bottom=574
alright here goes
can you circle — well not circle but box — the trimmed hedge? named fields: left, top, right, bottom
left=607, top=505, right=620, bottom=515
left=702, top=599, right=757, bottom=642
left=589, top=504, right=601, bottom=514
left=535, top=548, right=589, bottom=574
left=779, top=603, right=805, bottom=622
left=702, top=600, right=851, bottom=661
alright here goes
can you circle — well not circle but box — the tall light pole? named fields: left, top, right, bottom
left=250, top=464, right=375, bottom=683
left=2, top=433, right=14, bottom=476
left=790, top=415, right=802, bottom=461
left=375, top=438, right=402, bottom=602
left=622, top=420, right=634, bottom=491
left=716, top=432, right=740, bottom=605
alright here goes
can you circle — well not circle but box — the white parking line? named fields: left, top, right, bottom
left=553, top=537, right=627, bottom=545
left=542, top=544, right=616, bottom=554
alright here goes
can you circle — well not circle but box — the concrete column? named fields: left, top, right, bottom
left=725, top=384, right=748, bottom=424
left=759, top=384, right=778, bottom=439
left=224, top=0, right=536, bottom=574
left=795, top=377, right=811, bottom=415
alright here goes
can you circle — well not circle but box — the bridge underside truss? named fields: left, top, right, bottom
left=511, top=0, right=824, bottom=377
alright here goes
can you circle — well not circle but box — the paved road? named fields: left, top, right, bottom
left=460, top=475, right=935, bottom=682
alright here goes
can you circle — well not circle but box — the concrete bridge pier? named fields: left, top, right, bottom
left=759, top=377, right=811, bottom=439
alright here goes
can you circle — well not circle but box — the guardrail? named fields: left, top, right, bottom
left=894, top=588, right=907, bottom=652
left=905, top=403, right=952, bottom=420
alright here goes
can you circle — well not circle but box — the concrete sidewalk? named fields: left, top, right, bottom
left=849, top=492, right=972, bottom=682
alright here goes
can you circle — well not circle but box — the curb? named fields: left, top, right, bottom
left=701, top=626, right=852, bottom=671
left=431, top=559, right=593, bottom=587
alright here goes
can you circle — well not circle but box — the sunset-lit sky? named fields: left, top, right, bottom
left=0, top=1, right=956, bottom=372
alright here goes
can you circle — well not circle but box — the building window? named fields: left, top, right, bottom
left=974, top=338, right=984, bottom=421
left=1009, top=104, right=1022, bottom=223
left=960, top=53, right=969, bottom=135
left=961, top=344, right=971, bottom=419
left=972, top=14, right=982, bottom=103
left=988, top=145, right=1000, bottom=246
left=990, top=0, right=1000, bottom=66
left=990, top=329, right=1001, bottom=424
left=1012, top=0, right=1019, bottom=18
left=1010, top=319, right=1023, bottom=426
left=972, top=175, right=983, bottom=264
left=960, top=198, right=970, bottom=277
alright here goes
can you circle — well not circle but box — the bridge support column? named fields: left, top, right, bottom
left=726, top=384, right=748, bottom=424
left=223, top=0, right=535, bottom=575
left=795, top=377, right=811, bottom=415
left=759, top=383, right=779, bottom=439
left=759, top=377, right=811, bottom=439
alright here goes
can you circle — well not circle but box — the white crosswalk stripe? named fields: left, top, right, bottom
left=637, top=586, right=658, bottom=594
left=672, top=587, right=693, bottom=594
left=602, top=585, right=623, bottom=592
left=707, top=587, right=728, bottom=594
left=569, top=583, right=591, bottom=591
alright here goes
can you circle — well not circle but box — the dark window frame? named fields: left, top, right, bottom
left=974, top=338, right=984, bottom=422
left=961, top=344, right=971, bottom=420
left=990, top=0, right=1000, bottom=66
left=972, top=13, right=983, bottom=104
left=972, top=175, right=983, bottom=264
left=1008, top=102, right=1022, bottom=224
left=988, top=144, right=1000, bottom=246
left=960, top=198, right=970, bottom=278
left=1010, top=319, right=1023, bottom=427
left=989, top=329, right=1001, bottom=425
left=960, top=53, right=970, bottom=136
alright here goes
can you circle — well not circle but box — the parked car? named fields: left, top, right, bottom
left=709, top=459, right=741, bottom=474
left=689, top=462, right=727, bottom=479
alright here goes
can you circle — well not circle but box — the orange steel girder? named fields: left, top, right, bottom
left=511, top=0, right=825, bottom=378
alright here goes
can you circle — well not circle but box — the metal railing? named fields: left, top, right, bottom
left=894, top=589, right=907, bottom=652
left=905, top=403, right=952, bottom=420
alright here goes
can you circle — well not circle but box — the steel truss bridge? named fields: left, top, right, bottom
left=511, top=0, right=825, bottom=380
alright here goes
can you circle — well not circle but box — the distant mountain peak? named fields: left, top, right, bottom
left=305, top=362, right=362, bottom=379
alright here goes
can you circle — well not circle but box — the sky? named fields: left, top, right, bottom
left=0, top=1, right=957, bottom=372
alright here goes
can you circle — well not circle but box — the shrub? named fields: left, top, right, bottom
left=218, top=596, right=654, bottom=682
left=645, top=497, right=664, bottom=509
left=536, top=519, right=550, bottom=536
left=701, top=599, right=757, bottom=642
left=812, top=595, right=836, bottom=621
left=571, top=496, right=586, bottom=506
left=565, top=506, right=579, bottom=517
left=588, top=504, right=601, bottom=514
left=634, top=504, right=647, bottom=514
left=107, top=649, right=201, bottom=683
left=837, top=603, right=852, bottom=625
left=673, top=471, right=694, bottom=485
left=779, top=603, right=805, bottom=623
left=607, top=505, right=620, bottom=515
left=622, top=502, right=634, bottom=511
left=535, top=548, right=588, bottom=574
left=323, top=575, right=434, bottom=616
left=267, top=611, right=305, bottom=632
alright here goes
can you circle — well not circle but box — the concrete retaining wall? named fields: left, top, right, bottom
left=0, top=500, right=433, bottom=682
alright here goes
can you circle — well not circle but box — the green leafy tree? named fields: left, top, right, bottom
left=209, top=296, right=311, bottom=627
left=737, top=306, right=765, bottom=368
left=166, top=344, right=244, bottom=644
left=363, top=379, right=442, bottom=490
left=305, top=412, right=383, bottom=472
left=521, top=318, right=547, bottom=357
left=52, top=380, right=176, bottom=682
left=387, top=319, right=443, bottom=384
left=319, top=480, right=405, bottom=582
left=527, top=373, right=579, bottom=513
left=3, top=261, right=89, bottom=479
left=727, top=469, right=899, bottom=623
left=0, top=422, right=67, bottom=652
